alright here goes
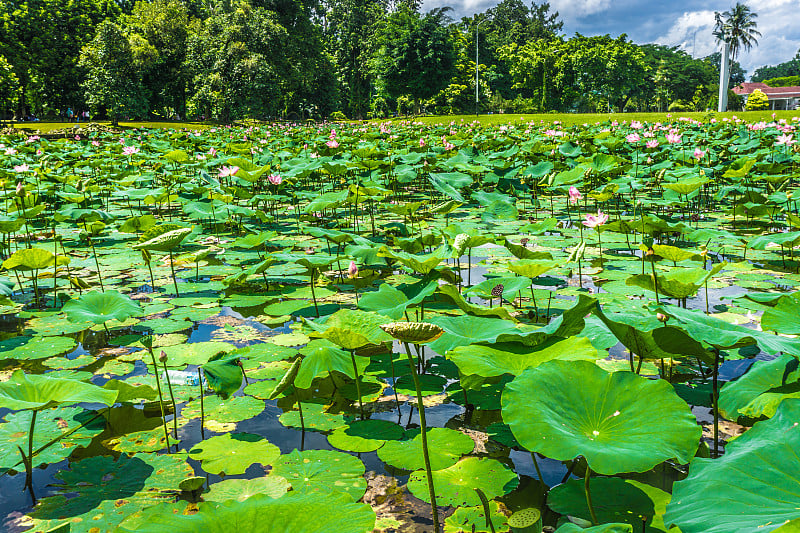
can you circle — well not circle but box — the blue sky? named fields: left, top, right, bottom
left=424, top=0, right=800, bottom=77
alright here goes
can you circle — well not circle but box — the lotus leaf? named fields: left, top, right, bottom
left=502, top=360, right=700, bottom=475
left=189, top=433, right=280, bottom=475
left=269, top=449, right=367, bottom=500
left=204, top=476, right=291, bottom=502
left=407, top=457, right=518, bottom=507
left=327, top=419, right=404, bottom=452
left=0, top=370, right=118, bottom=411
left=62, top=290, right=141, bottom=324
left=378, top=427, right=474, bottom=471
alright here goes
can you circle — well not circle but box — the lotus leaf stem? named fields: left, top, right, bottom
left=168, top=250, right=180, bottom=297
left=161, top=359, right=179, bottom=442
left=147, top=349, right=171, bottom=452
left=531, top=452, right=546, bottom=488
left=198, top=368, right=205, bottom=440
left=584, top=464, right=598, bottom=525
left=403, top=341, right=440, bottom=533
left=349, top=349, right=364, bottom=420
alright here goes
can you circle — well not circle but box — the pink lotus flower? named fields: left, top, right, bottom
left=208, top=147, right=218, bottom=157
left=326, top=139, right=339, bottom=148
left=665, top=133, right=682, bottom=144
left=568, top=186, right=582, bottom=205
left=776, top=134, right=796, bottom=146
left=646, top=140, right=659, bottom=149
left=348, top=261, right=358, bottom=278
left=122, top=146, right=139, bottom=156
left=218, top=165, right=239, bottom=178
left=74, top=135, right=80, bottom=140
left=419, top=138, right=426, bottom=147
left=268, top=174, right=282, bottom=185
left=13, top=164, right=29, bottom=173
left=693, top=148, right=706, bottom=160
left=626, top=133, right=640, bottom=143
left=583, top=210, right=608, bottom=229
left=91, top=140, right=99, bottom=147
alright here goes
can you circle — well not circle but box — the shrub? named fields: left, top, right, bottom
left=329, top=110, right=347, bottom=121
left=746, top=89, right=769, bottom=110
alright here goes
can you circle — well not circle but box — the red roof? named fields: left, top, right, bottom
left=732, top=82, right=770, bottom=95
left=733, top=82, right=800, bottom=98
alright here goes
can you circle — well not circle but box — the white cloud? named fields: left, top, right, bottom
left=656, top=3, right=800, bottom=75
left=547, top=0, right=613, bottom=20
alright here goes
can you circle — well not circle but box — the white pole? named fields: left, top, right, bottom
left=718, top=41, right=730, bottom=112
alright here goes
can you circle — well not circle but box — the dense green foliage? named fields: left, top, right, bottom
left=0, top=0, right=798, bottom=120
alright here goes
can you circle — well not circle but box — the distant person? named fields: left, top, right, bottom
left=67, top=107, right=73, bottom=122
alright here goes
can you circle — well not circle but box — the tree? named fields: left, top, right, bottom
left=746, top=88, right=768, bottom=110
left=713, top=2, right=760, bottom=111
left=0, top=55, right=18, bottom=118
left=752, top=50, right=800, bottom=82
left=79, top=21, right=146, bottom=125
left=704, top=52, right=746, bottom=84
left=372, top=7, right=456, bottom=114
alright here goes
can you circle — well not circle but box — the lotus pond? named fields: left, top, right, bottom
left=1, top=116, right=800, bottom=532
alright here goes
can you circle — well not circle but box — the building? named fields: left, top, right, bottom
left=732, top=82, right=800, bottom=110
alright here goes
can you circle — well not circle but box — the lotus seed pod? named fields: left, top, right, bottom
left=491, top=284, right=504, bottom=298
left=379, top=322, right=444, bottom=344
left=159, top=350, right=168, bottom=363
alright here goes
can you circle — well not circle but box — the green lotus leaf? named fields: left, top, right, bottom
left=393, top=373, right=446, bottom=396
left=0, top=370, right=118, bottom=411
left=0, top=335, right=77, bottom=361
left=62, top=290, right=141, bottom=324
left=3, top=247, right=69, bottom=271
left=379, top=321, right=444, bottom=344
left=118, top=492, right=375, bottom=533
left=278, top=401, right=347, bottom=432
left=377, top=427, right=474, bottom=471
left=719, top=354, right=800, bottom=421
left=27, top=453, right=193, bottom=532
left=161, top=341, right=235, bottom=366
left=204, top=476, right=291, bottom=502
left=447, top=336, right=599, bottom=378
left=506, top=259, right=558, bottom=279
left=502, top=360, right=700, bottom=475
left=428, top=314, right=521, bottom=354
left=269, top=449, right=367, bottom=501
left=357, top=280, right=437, bottom=319
left=189, top=433, right=280, bottom=475
left=102, top=379, right=158, bottom=402
left=626, top=263, right=724, bottom=300
left=444, top=500, right=510, bottom=533
left=437, top=284, right=518, bottom=321
left=181, top=395, right=263, bottom=423
left=132, top=226, right=192, bottom=252
left=296, top=339, right=365, bottom=389
left=327, top=419, right=404, bottom=453
left=202, top=353, right=243, bottom=399
left=304, top=309, right=391, bottom=350
left=464, top=276, right=532, bottom=301
left=665, top=398, right=800, bottom=533
left=407, top=457, right=518, bottom=507
left=0, top=406, right=105, bottom=470
left=377, top=245, right=448, bottom=274
left=761, top=293, right=800, bottom=335
left=548, top=477, right=672, bottom=532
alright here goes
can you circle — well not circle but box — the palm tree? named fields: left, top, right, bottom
left=714, top=3, right=761, bottom=112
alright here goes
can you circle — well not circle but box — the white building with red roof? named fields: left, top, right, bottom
left=732, top=82, right=800, bottom=110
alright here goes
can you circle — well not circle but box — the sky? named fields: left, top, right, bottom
left=423, top=0, right=800, bottom=78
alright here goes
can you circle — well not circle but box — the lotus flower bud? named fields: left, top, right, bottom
left=656, top=313, right=668, bottom=324
left=15, top=182, right=25, bottom=197
left=348, top=260, right=358, bottom=279
left=159, top=350, right=168, bottom=363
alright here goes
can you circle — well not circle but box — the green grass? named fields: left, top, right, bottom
left=9, top=120, right=214, bottom=133
left=7, top=110, right=798, bottom=133
left=385, top=110, right=799, bottom=127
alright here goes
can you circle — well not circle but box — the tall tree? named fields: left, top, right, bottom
left=372, top=7, right=456, bottom=114
left=713, top=2, right=760, bottom=111
left=0, top=54, right=19, bottom=118
left=79, top=21, right=146, bottom=125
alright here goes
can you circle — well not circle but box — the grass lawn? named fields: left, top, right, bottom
left=6, top=110, right=798, bottom=133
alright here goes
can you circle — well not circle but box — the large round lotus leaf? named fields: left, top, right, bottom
left=393, top=373, right=446, bottom=396
left=428, top=315, right=521, bottom=354
left=548, top=477, right=672, bottom=532
left=43, top=353, right=93, bottom=369
left=182, top=395, right=263, bottom=424
left=377, top=427, right=474, bottom=471
left=0, top=370, right=118, bottom=410
left=117, top=492, right=375, bottom=533
left=233, top=342, right=296, bottom=363
left=761, top=293, right=800, bottom=335
left=327, top=420, right=404, bottom=452
left=161, top=341, right=235, bottom=366
left=304, top=309, right=391, bottom=350
left=0, top=406, right=105, bottom=469
left=407, top=457, right=519, bottom=507
left=0, top=335, right=77, bottom=361
left=27, top=452, right=193, bottom=533
left=202, top=354, right=244, bottom=399
left=24, top=312, right=94, bottom=336
left=278, top=402, right=347, bottom=432
left=665, top=398, right=800, bottom=533
left=447, top=337, right=599, bottom=378
left=189, top=433, right=280, bottom=475
left=62, top=290, right=141, bottom=324
left=444, top=500, right=510, bottom=533
left=269, top=449, right=367, bottom=501
left=2, top=247, right=64, bottom=271
left=296, top=339, right=367, bottom=388
left=502, top=360, right=700, bottom=475
left=204, top=476, right=291, bottom=502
